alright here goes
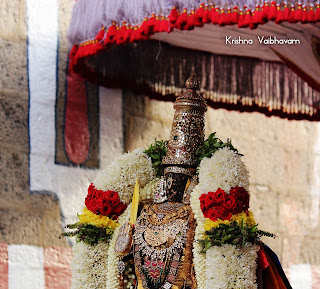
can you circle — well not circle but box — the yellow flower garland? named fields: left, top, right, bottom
left=204, top=210, right=256, bottom=231
left=78, top=207, right=119, bottom=230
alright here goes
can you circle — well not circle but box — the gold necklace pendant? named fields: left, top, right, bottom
left=144, top=227, right=168, bottom=246
left=144, top=219, right=186, bottom=247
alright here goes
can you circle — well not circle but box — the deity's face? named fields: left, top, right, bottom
left=165, top=172, right=191, bottom=203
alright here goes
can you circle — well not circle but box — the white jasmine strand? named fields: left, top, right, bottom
left=206, top=244, right=259, bottom=289
left=198, top=147, right=249, bottom=194
left=93, top=148, right=156, bottom=204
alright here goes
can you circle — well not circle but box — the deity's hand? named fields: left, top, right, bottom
left=114, top=222, right=133, bottom=256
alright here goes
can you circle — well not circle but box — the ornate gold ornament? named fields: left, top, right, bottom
left=114, top=222, right=133, bottom=256
left=162, top=73, right=207, bottom=168
left=153, top=177, right=168, bottom=203
left=163, top=166, right=196, bottom=177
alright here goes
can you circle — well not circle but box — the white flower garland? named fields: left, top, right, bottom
left=93, top=148, right=156, bottom=204
left=72, top=146, right=253, bottom=289
left=71, top=241, right=110, bottom=289
left=139, top=177, right=159, bottom=203
left=106, top=203, right=132, bottom=289
left=198, top=147, right=249, bottom=194
left=190, top=185, right=206, bottom=289
left=206, top=244, right=259, bottom=289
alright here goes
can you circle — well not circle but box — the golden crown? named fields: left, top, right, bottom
left=162, top=74, right=207, bottom=170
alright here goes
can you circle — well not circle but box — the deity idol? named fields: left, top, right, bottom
left=115, top=74, right=205, bottom=289
left=65, top=74, right=291, bottom=289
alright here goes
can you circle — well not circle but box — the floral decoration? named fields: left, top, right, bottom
left=85, top=183, right=127, bottom=218
left=93, top=148, right=156, bottom=204
left=191, top=145, right=276, bottom=288
left=206, top=244, right=260, bottom=289
left=201, top=220, right=275, bottom=250
left=139, top=178, right=159, bottom=202
left=60, top=197, right=121, bottom=245
left=196, top=132, right=241, bottom=165
left=78, top=207, right=119, bottom=230
left=204, top=210, right=256, bottom=231
left=198, top=147, right=249, bottom=194
left=66, top=138, right=275, bottom=289
left=71, top=241, right=110, bottom=289
left=190, top=185, right=206, bottom=289
left=60, top=206, right=117, bottom=245
left=144, top=139, right=168, bottom=177
left=199, top=187, right=250, bottom=221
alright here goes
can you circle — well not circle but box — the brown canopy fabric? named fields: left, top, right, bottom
left=67, top=0, right=320, bottom=120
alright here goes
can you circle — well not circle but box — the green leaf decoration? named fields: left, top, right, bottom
left=200, top=221, right=276, bottom=251
left=196, top=132, right=243, bottom=167
left=144, top=139, right=168, bottom=177
left=59, top=223, right=114, bottom=245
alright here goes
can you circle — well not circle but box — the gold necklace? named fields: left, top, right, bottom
left=134, top=210, right=189, bottom=261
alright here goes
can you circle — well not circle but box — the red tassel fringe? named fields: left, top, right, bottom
left=301, top=6, right=308, bottom=23
left=308, top=7, right=315, bottom=22
left=315, top=4, right=320, bottom=22
left=275, top=5, right=284, bottom=23
left=196, top=3, right=205, bottom=20
left=72, top=3, right=320, bottom=71
left=243, top=9, right=252, bottom=27
left=219, top=9, right=227, bottom=26
left=186, top=12, right=195, bottom=30
left=95, top=27, right=105, bottom=41
left=295, top=4, right=303, bottom=22
left=202, top=7, right=211, bottom=23
left=169, top=7, right=179, bottom=25
left=238, top=9, right=245, bottom=27
left=105, top=23, right=117, bottom=44
left=231, top=7, right=239, bottom=24
left=288, top=5, right=296, bottom=23
left=283, top=4, right=290, bottom=20
left=212, top=7, right=220, bottom=24
left=262, top=2, right=270, bottom=20
left=252, top=6, right=260, bottom=24
left=123, top=25, right=132, bottom=42
left=268, top=1, right=277, bottom=20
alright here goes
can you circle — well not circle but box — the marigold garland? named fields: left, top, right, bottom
left=68, top=139, right=275, bottom=289
left=204, top=210, right=256, bottom=231
left=78, top=207, right=119, bottom=230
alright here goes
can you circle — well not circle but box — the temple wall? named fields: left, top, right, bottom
left=0, top=0, right=64, bottom=247
left=0, top=1, right=123, bottom=288
left=0, top=0, right=320, bottom=288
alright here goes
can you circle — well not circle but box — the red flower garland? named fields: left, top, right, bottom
left=200, top=187, right=249, bottom=221
left=85, top=183, right=127, bottom=219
